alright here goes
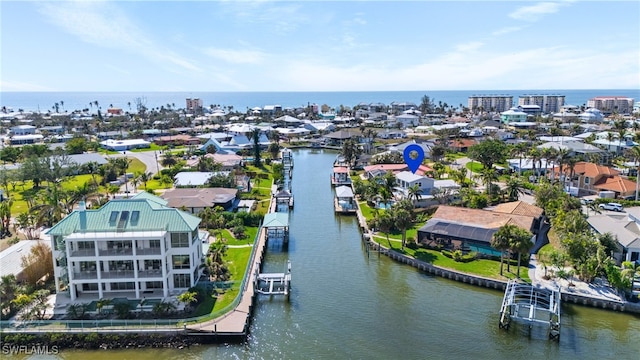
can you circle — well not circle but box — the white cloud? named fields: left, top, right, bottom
left=455, top=42, right=483, bottom=52
left=37, top=1, right=202, bottom=73
left=509, top=2, right=566, bottom=21
left=492, top=26, right=525, bottom=36
left=273, top=44, right=639, bottom=91
left=204, top=48, right=266, bottom=64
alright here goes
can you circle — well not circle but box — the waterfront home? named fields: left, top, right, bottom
left=174, top=171, right=229, bottom=187
left=186, top=153, right=242, bottom=171
left=552, top=161, right=637, bottom=199
left=394, top=171, right=434, bottom=200
left=334, top=186, right=357, bottom=214
left=324, top=129, right=361, bottom=147
left=394, top=113, right=420, bottom=128
left=46, top=196, right=205, bottom=301
left=153, top=134, right=202, bottom=147
left=587, top=208, right=640, bottom=264
left=417, top=205, right=536, bottom=255
left=331, top=166, right=352, bottom=186
left=162, top=187, right=238, bottom=213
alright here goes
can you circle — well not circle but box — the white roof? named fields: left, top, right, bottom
left=335, top=186, right=354, bottom=198
left=100, top=139, right=150, bottom=147
left=174, top=171, right=229, bottom=186
left=396, top=170, right=426, bottom=183
left=0, top=240, right=49, bottom=278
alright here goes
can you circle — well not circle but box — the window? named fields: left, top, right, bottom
left=108, top=260, right=134, bottom=271
left=585, top=177, right=590, bottom=185
left=172, top=255, right=190, bottom=269
left=130, top=211, right=140, bottom=225
left=82, top=283, right=98, bottom=291
left=110, top=282, right=135, bottom=290
left=192, top=229, right=198, bottom=244
left=144, top=259, right=161, bottom=270
left=171, top=233, right=189, bottom=248
left=109, top=211, right=119, bottom=224
left=145, top=281, right=163, bottom=289
left=173, top=274, right=190, bottom=288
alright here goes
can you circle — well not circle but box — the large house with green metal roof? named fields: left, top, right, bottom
left=47, top=193, right=205, bottom=301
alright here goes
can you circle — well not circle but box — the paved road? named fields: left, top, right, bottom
left=108, top=150, right=165, bottom=195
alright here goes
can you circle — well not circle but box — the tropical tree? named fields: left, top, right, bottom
left=206, top=241, right=230, bottom=281
left=509, top=227, right=534, bottom=278
left=0, top=274, right=19, bottom=317
left=394, top=208, right=413, bottom=249
left=406, top=184, right=423, bottom=204
left=468, top=139, right=507, bottom=170
left=96, top=298, right=112, bottom=316
left=491, top=224, right=515, bottom=276
left=375, top=212, right=394, bottom=248
left=341, top=138, right=359, bottom=167
left=251, top=128, right=262, bottom=167
left=504, top=177, right=525, bottom=202
left=177, top=290, right=198, bottom=312
left=139, top=171, right=152, bottom=190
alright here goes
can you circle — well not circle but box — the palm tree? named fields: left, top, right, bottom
left=628, top=146, right=640, bottom=200
left=394, top=208, right=413, bottom=249
left=491, top=224, right=514, bottom=276
left=139, top=171, right=152, bottom=190
left=505, top=177, right=525, bottom=202
left=479, top=167, right=498, bottom=195
left=375, top=212, right=394, bottom=248
left=555, top=148, right=571, bottom=184
left=509, top=227, right=534, bottom=278
left=96, top=298, right=112, bottom=316
left=406, top=184, right=423, bottom=204
left=32, top=186, right=67, bottom=227
left=528, top=147, right=542, bottom=181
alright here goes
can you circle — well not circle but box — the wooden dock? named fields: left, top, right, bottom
left=255, top=261, right=291, bottom=297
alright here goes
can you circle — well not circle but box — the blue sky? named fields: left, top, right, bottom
left=2, top=0, right=638, bottom=92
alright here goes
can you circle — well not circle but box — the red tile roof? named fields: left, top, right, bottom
left=594, top=176, right=637, bottom=194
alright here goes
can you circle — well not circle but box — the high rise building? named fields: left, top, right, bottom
left=467, top=95, right=513, bottom=113
left=587, top=96, right=634, bottom=115
left=518, top=95, right=565, bottom=114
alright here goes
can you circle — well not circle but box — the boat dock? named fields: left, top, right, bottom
left=499, top=279, right=561, bottom=340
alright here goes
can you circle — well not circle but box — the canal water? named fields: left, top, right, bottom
left=36, top=149, right=640, bottom=359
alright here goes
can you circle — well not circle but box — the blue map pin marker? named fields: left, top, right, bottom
left=403, top=144, right=424, bottom=174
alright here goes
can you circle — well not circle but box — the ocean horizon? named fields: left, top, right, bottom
left=1, top=89, right=638, bottom=114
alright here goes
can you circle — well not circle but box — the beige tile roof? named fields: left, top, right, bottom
left=431, top=205, right=535, bottom=232
left=492, top=201, right=544, bottom=218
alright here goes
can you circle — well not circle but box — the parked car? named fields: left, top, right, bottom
left=599, top=202, right=623, bottom=212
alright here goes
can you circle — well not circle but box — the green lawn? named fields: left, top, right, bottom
left=127, top=158, right=147, bottom=174
left=394, top=245, right=531, bottom=282
left=466, top=161, right=484, bottom=173
left=129, top=143, right=164, bottom=152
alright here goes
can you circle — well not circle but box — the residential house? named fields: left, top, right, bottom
left=588, top=208, right=640, bottom=264
left=500, top=107, right=528, bottom=123
left=9, top=125, right=36, bottom=136
left=394, top=114, right=420, bottom=128
left=417, top=204, right=537, bottom=256
left=46, top=196, right=205, bottom=301
left=174, top=171, right=230, bottom=187
left=162, top=187, right=239, bottom=213
left=395, top=171, right=434, bottom=199
left=99, top=139, right=151, bottom=151
left=555, top=161, right=637, bottom=198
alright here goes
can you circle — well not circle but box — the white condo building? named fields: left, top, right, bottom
left=47, top=193, right=205, bottom=301
left=587, top=96, right=634, bottom=115
left=467, top=95, right=513, bottom=113
left=518, top=95, right=565, bottom=114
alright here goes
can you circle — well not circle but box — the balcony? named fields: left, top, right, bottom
left=138, top=269, right=164, bottom=278
left=100, top=270, right=135, bottom=279
left=72, top=271, right=98, bottom=280
left=98, top=248, right=134, bottom=257
left=136, top=247, right=162, bottom=256
left=70, top=249, right=97, bottom=257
